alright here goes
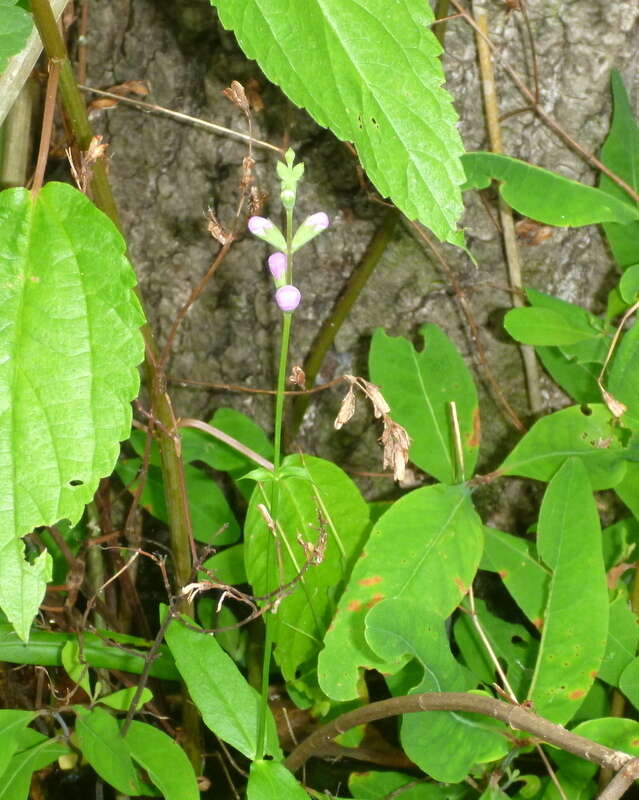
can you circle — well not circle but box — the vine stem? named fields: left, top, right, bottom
left=256, top=207, right=295, bottom=758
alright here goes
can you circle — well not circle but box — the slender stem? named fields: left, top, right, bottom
left=256, top=209, right=295, bottom=758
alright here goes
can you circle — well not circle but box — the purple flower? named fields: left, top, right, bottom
left=275, top=285, right=301, bottom=312
left=268, top=252, right=287, bottom=280
left=305, top=211, right=330, bottom=231
left=248, top=216, right=274, bottom=235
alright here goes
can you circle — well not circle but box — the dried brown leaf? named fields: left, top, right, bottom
left=334, top=385, right=357, bottom=430
left=223, top=80, right=249, bottom=113
left=602, top=388, right=627, bottom=419
left=380, top=417, right=411, bottom=482
left=288, top=365, right=306, bottom=390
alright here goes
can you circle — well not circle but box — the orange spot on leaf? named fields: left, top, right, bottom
left=359, top=575, right=382, bottom=586
left=498, top=569, right=509, bottom=579
left=366, top=593, right=385, bottom=609
left=468, top=407, right=481, bottom=448
left=532, top=618, right=543, bottom=630
left=348, top=600, right=362, bottom=612
left=569, top=689, right=585, bottom=700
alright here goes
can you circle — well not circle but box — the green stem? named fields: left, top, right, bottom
left=256, top=209, right=295, bottom=758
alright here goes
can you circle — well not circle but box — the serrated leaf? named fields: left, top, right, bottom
left=164, top=612, right=281, bottom=760
left=527, top=459, right=608, bottom=724
left=462, top=151, right=639, bottom=226
left=212, top=0, right=465, bottom=245
left=245, top=454, right=369, bottom=681
left=0, top=183, right=145, bottom=639
left=75, top=706, right=150, bottom=796
left=0, top=1, right=32, bottom=75
left=116, top=458, right=239, bottom=545
left=247, top=760, right=310, bottom=800
left=599, top=71, right=639, bottom=269
left=366, top=598, right=508, bottom=782
left=369, top=325, right=479, bottom=483
left=498, top=404, right=627, bottom=490
left=318, top=484, right=482, bottom=701
left=123, top=721, right=199, bottom=800
left=504, top=307, right=601, bottom=346
left=480, top=527, right=549, bottom=628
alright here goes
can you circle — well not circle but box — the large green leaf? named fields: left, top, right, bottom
left=123, top=721, right=199, bottom=800
left=349, top=771, right=459, bottom=799
left=462, top=152, right=639, bottom=226
left=0, top=711, right=35, bottom=783
left=318, top=484, right=482, bottom=701
left=608, top=319, right=639, bottom=428
left=498, top=404, right=627, bottom=490
left=480, top=527, right=549, bottom=628
left=369, top=325, right=479, bottom=483
left=0, top=182, right=145, bottom=640
left=244, top=454, right=369, bottom=681
left=164, top=613, right=281, bottom=760
left=504, top=308, right=602, bottom=347
left=599, top=72, right=639, bottom=269
left=212, top=0, right=465, bottom=246
left=0, top=728, right=69, bottom=800
left=0, top=1, right=32, bottom=75
left=527, top=459, right=608, bottom=724
left=247, top=760, right=310, bottom=800
left=75, top=707, right=150, bottom=796
left=366, top=598, right=507, bottom=782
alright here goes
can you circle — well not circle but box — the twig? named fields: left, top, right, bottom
left=596, top=758, right=639, bottom=800
left=31, top=60, right=60, bottom=195
left=449, top=0, right=639, bottom=206
left=170, top=374, right=345, bottom=396
left=176, top=418, right=274, bottom=471
left=77, top=84, right=283, bottom=154
left=284, top=692, right=633, bottom=774
left=473, top=6, right=542, bottom=414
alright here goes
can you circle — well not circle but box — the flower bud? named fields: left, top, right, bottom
left=268, top=252, right=287, bottom=281
left=280, top=187, right=296, bottom=210
left=291, top=211, right=330, bottom=252
left=275, top=285, right=301, bottom=312
left=247, top=216, right=287, bottom=250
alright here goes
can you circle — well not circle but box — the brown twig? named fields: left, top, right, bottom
left=177, top=418, right=274, bottom=471
left=170, top=374, right=346, bottom=396
left=596, top=758, right=639, bottom=800
left=284, top=692, right=634, bottom=774
left=31, top=60, right=60, bottom=194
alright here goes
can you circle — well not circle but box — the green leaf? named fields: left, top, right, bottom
left=462, top=151, right=639, bottom=226
left=0, top=729, right=69, bottom=800
left=504, top=307, right=601, bottom=346
left=599, top=72, right=639, bottom=269
left=619, top=657, right=639, bottom=711
left=551, top=717, right=639, bottom=782
left=535, top=348, right=601, bottom=404
left=0, top=1, right=32, bottom=75
left=123, top=721, right=199, bottom=800
left=619, top=264, right=639, bottom=303
left=498, top=404, right=627, bottom=490
left=245, top=454, right=369, bottom=681
left=200, top=543, right=246, bottom=585
left=212, top=0, right=465, bottom=246
left=608, top=320, right=639, bottom=428
left=75, top=706, right=150, bottom=796
left=0, top=711, right=36, bottom=782
left=369, top=325, right=479, bottom=483
left=61, top=639, right=91, bottom=695
left=0, top=183, right=145, bottom=640
left=0, top=624, right=178, bottom=679
left=480, top=527, right=549, bottom=628
left=318, top=484, right=482, bottom=701
left=366, top=598, right=508, bottom=782
left=117, top=458, right=239, bottom=545
left=246, top=760, right=309, bottom=800
left=98, top=686, right=153, bottom=712
left=454, top=597, right=538, bottom=698
left=527, top=459, right=608, bottom=724
left=164, top=613, right=281, bottom=760
left=349, top=770, right=456, bottom=799
left=599, top=594, right=639, bottom=687
left=199, top=407, right=273, bottom=472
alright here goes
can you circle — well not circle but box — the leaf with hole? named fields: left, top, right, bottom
left=369, top=324, right=479, bottom=483
left=211, top=0, right=465, bottom=246
left=498, top=404, right=627, bottom=490
left=0, top=182, right=145, bottom=640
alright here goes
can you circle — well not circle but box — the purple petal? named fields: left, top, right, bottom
left=248, top=216, right=274, bottom=235
left=305, top=212, right=330, bottom=231
left=268, top=252, right=287, bottom=280
left=275, top=285, right=301, bottom=312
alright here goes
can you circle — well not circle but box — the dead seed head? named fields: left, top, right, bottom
left=223, top=80, right=250, bottom=114
left=334, top=385, right=357, bottom=430
left=380, top=417, right=411, bottom=482
left=288, top=365, right=306, bottom=390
